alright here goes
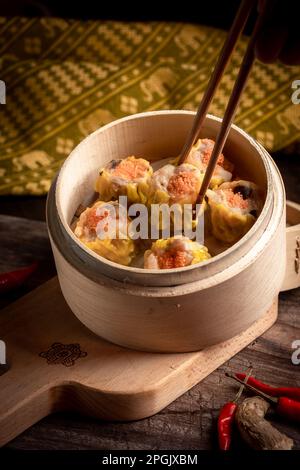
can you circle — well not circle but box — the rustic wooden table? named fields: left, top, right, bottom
left=0, top=153, right=299, bottom=450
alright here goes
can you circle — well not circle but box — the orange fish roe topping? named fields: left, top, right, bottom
left=200, top=139, right=225, bottom=166
left=224, top=189, right=249, bottom=209
left=112, top=158, right=148, bottom=180
left=158, top=250, right=188, bottom=269
left=167, top=171, right=198, bottom=197
left=86, top=209, right=109, bottom=232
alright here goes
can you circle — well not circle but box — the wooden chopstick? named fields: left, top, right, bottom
left=178, top=0, right=255, bottom=165
left=196, top=3, right=268, bottom=205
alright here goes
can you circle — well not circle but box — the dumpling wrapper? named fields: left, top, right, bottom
left=147, top=162, right=202, bottom=206
left=95, top=156, right=153, bottom=205
left=74, top=200, right=136, bottom=266
left=186, top=138, right=233, bottom=187
left=206, top=180, right=262, bottom=244
left=144, top=236, right=211, bottom=269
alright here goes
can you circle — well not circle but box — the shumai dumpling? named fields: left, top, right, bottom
left=144, top=236, right=211, bottom=269
left=74, top=200, right=135, bottom=266
left=95, top=156, right=153, bottom=204
left=186, top=138, right=233, bottom=187
left=207, top=180, right=262, bottom=244
left=147, top=163, right=202, bottom=206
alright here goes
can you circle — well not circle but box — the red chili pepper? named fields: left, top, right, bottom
left=277, top=397, right=300, bottom=422
left=218, top=401, right=237, bottom=450
left=0, top=262, right=38, bottom=294
left=218, top=367, right=253, bottom=450
left=228, top=374, right=300, bottom=423
left=236, top=373, right=300, bottom=402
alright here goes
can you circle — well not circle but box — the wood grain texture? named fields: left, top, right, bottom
left=0, top=276, right=277, bottom=447
left=1, top=204, right=300, bottom=450
left=282, top=201, right=300, bottom=291
left=0, top=214, right=56, bottom=310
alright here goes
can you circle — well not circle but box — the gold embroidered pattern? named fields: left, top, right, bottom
left=0, top=17, right=299, bottom=195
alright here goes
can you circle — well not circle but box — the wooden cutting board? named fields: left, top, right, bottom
left=0, top=277, right=277, bottom=447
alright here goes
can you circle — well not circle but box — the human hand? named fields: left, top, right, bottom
left=255, top=0, right=300, bottom=65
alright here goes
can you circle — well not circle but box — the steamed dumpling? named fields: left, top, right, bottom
left=147, top=163, right=202, bottom=206
left=95, top=156, right=153, bottom=204
left=144, top=236, right=211, bottom=269
left=74, top=200, right=135, bottom=266
left=206, top=180, right=262, bottom=244
left=186, top=138, right=233, bottom=187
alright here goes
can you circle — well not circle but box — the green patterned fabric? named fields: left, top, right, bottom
left=0, top=17, right=299, bottom=195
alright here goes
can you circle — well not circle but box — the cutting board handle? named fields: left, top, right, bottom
left=0, top=369, right=56, bottom=447
left=281, top=200, right=300, bottom=292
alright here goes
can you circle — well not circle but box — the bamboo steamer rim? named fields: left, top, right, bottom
left=49, top=158, right=284, bottom=299
left=54, top=111, right=278, bottom=288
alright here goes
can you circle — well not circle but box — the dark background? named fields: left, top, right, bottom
left=0, top=0, right=257, bottom=33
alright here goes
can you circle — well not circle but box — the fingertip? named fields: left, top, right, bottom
left=255, top=36, right=281, bottom=64
left=254, top=26, right=289, bottom=64
left=255, top=45, right=277, bottom=64
left=279, top=40, right=300, bottom=66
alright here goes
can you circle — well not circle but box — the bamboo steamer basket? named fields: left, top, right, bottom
left=47, top=111, right=287, bottom=353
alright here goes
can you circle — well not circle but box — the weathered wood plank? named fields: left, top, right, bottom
left=0, top=213, right=299, bottom=450
left=0, top=214, right=56, bottom=310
